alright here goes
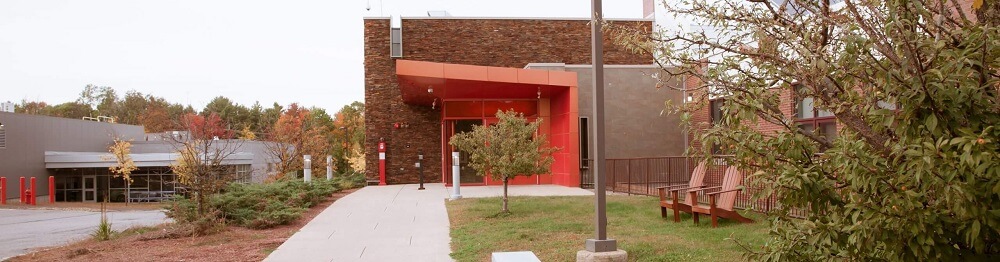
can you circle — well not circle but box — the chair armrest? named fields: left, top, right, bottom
left=654, top=183, right=691, bottom=190
left=667, top=185, right=708, bottom=193
left=706, top=188, right=743, bottom=196
left=688, top=186, right=722, bottom=193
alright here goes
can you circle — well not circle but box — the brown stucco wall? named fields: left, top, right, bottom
left=363, top=18, right=653, bottom=184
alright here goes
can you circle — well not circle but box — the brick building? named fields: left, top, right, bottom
left=363, top=16, right=688, bottom=186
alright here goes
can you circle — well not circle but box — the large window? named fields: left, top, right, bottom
left=795, top=86, right=837, bottom=142
left=709, top=99, right=725, bottom=154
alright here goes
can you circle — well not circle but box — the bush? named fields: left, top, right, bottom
left=165, top=173, right=366, bottom=230
left=335, top=170, right=367, bottom=189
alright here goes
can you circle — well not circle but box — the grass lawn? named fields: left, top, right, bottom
left=447, top=195, right=769, bottom=262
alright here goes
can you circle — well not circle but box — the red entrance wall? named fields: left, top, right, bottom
left=439, top=98, right=575, bottom=186
left=397, top=60, right=580, bottom=187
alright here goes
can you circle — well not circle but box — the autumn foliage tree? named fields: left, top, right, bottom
left=608, top=0, right=999, bottom=260
left=449, top=110, right=557, bottom=213
left=266, top=103, right=329, bottom=180
left=332, top=102, right=365, bottom=172
left=170, top=113, right=241, bottom=216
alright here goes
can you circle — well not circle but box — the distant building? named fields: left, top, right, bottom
left=0, top=101, right=13, bottom=113
left=0, top=112, right=278, bottom=202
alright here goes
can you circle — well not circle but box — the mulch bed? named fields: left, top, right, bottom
left=8, top=188, right=358, bottom=262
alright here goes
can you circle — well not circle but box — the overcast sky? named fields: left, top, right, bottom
left=0, top=0, right=645, bottom=112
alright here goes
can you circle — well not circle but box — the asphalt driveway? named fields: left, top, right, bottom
left=0, top=208, right=168, bottom=260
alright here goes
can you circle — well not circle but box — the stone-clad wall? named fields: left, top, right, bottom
left=363, top=18, right=653, bottom=184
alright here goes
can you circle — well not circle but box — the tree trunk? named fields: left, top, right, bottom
left=502, top=177, right=509, bottom=213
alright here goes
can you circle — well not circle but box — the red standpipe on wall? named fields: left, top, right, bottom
left=49, top=176, right=55, bottom=203
left=30, top=177, right=37, bottom=205
left=378, top=141, right=387, bottom=186
left=1, top=177, right=6, bottom=205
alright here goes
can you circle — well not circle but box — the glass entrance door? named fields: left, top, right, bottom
left=451, top=119, right=485, bottom=184
left=82, top=176, right=97, bottom=202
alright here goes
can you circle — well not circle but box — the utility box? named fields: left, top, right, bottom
left=491, top=251, right=541, bottom=262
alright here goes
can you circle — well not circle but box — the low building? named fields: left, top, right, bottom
left=0, top=112, right=278, bottom=202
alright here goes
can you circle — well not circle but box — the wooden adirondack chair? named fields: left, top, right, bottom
left=656, top=161, right=708, bottom=222
left=688, top=166, right=753, bottom=227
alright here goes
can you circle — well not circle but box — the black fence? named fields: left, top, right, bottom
left=580, top=156, right=806, bottom=217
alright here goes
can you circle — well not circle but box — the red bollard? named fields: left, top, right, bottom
left=30, top=177, right=37, bottom=205
left=48, top=176, right=55, bottom=203
left=1, top=177, right=6, bottom=205
left=19, top=177, right=25, bottom=204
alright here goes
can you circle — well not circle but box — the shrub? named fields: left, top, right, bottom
left=165, top=174, right=365, bottom=230
left=91, top=203, right=114, bottom=241
left=335, top=171, right=367, bottom=189
left=207, top=179, right=340, bottom=229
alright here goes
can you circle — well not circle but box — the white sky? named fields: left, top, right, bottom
left=0, top=0, right=645, bottom=112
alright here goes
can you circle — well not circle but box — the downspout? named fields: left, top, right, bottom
left=681, top=75, right=689, bottom=173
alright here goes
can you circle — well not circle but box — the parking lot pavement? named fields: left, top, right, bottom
left=0, top=208, right=168, bottom=260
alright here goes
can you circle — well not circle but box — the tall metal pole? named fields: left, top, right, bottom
left=585, top=0, right=617, bottom=253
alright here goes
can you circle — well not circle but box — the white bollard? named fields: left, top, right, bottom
left=450, top=151, right=462, bottom=200
left=326, top=155, right=333, bottom=180
left=303, top=155, right=312, bottom=183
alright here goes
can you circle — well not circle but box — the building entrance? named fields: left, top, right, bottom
left=82, top=175, right=97, bottom=202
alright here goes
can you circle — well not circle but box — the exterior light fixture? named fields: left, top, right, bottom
left=428, top=86, right=433, bottom=93
left=537, top=87, right=542, bottom=99
left=432, top=99, right=437, bottom=110
left=687, top=94, right=694, bottom=102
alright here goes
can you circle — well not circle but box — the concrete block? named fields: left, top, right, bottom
left=576, top=250, right=627, bottom=262
left=492, top=251, right=541, bottom=262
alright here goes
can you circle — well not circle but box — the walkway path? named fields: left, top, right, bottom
left=265, top=183, right=594, bottom=262
left=266, top=184, right=451, bottom=262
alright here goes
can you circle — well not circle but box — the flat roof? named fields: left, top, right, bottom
left=44, top=151, right=254, bottom=169
left=363, top=16, right=652, bottom=22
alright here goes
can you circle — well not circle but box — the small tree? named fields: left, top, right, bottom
left=169, top=113, right=241, bottom=217
left=449, top=110, right=558, bottom=213
left=108, top=138, right=136, bottom=203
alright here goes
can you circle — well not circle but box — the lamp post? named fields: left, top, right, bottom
left=578, top=0, right=626, bottom=261
left=450, top=152, right=462, bottom=200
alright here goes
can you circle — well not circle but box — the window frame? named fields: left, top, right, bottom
left=709, top=98, right=726, bottom=154
left=793, top=85, right=838, bottom=142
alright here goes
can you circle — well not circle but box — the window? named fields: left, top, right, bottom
left=0, top=126, right=5, bottom=148
left=389, top=16, right=403, bottom=58
left=709, top=99, right=725, bottom=154
left=795, top=86, right=837, bottom=142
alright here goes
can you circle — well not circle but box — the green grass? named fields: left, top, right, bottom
left=447, top=195, right=769, bottom=262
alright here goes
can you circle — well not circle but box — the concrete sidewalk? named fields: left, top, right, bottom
left=266, top=184, right=451, bottom=262
left=266, top=183, right=595, bottom=262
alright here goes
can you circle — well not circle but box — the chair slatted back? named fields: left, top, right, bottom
left=718, top=166, right=744, bottom=211
left=684, top=161, right=708, bottom=206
